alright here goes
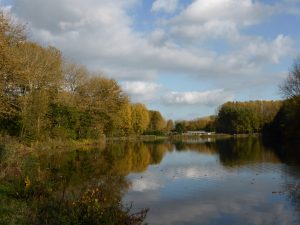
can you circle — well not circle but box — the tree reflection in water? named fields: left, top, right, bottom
left=1, top=138, right=300, bottom=224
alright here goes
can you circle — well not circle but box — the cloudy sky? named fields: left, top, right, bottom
left=1, top=0, right=300, bottom=119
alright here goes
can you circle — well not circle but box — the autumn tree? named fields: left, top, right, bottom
left=165, top=119, right=174, bottom=133
left=113, top=102, right=132, bottom=136
left=19, top=43, right=63, bottom=139
left=147, top=110, right=166, bottom=135
left=76, top=76, right=128, bottom=136
left=182, top=116, right=216, bottom=132
left=0, top=12, right=63, bottom=139
left=131, top=103, right=150, bottom=135
left=0, top=10, right=167, bottom=140
left=63, top=62, right=89, bottom=94
left=0, top=11, right=26, bottom=120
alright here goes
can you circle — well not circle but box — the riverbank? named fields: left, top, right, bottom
left=0, top=132, right=261, bottom=151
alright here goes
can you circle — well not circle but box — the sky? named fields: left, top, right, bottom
left=1, top=0, right=300, bottom=120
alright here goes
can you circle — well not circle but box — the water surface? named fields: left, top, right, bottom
left=1, top=137, right=300, bottom=225
left=123, top=137, right=300, bottom=225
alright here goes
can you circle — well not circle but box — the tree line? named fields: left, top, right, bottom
left=173, top=100, right=283, bottom=135
left=0, top=11, right=170, bottom=141
left=215, top=101, right=282, bottom=134
left=171, top=59, right=300, bottom=140
left=173, top=116, right=216, bottom=134
left=214, top=56, right=300, bottom=141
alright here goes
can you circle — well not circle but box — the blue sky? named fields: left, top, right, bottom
left=1, top=0, right=300, bottom=120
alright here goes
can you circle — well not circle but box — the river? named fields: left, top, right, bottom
left=1, top=136, right=300, bottom=225
left=123, top=137, right=300, bottom=225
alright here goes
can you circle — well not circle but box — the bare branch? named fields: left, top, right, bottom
left=280, top=55, right=300, bottom=99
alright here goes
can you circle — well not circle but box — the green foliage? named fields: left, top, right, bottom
left=0, top=115, right=22, bottom=136
left=77, top=110, right=104, bottom=139
left=263, top=96, right=300, bottom=141
left=216, top=101, right=282, bottom=134
left=175, top=122, right=185, bottom=134
left=143, top=130, right=165, bottom=136
left=216, top=137, right=271, bottom=166
left=48, top=103, right=79, bottom=139
left=280, top=97, right=300, bottom=140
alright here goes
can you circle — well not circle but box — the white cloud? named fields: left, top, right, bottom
left=162, top=89, right=234, bottom=106
left=3, top=0, right=299, bottom=118
left=152, top=0, right=179, bottom=13
left=244, top=34, right=294, bottom=64
left=122, top=81, right=162, bottom=102
left=131, top=173, right=163, bottom=192
left=165, top=166, right=227, bottom=180
left=7, top=0, right=294, bottom=86
left=167, top=0, right=279, bottom=44
left=123, top=81, right=236, bottom=109
left=170, top=20, right=240, bottom=42
left=173, top=0, right=274, bottom=26
left=148, top=29, right=169, bottom=47
left=8, top=0, right=213, bottom=81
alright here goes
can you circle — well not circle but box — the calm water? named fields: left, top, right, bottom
left=123, top=137, right=300, bottom=225
left=1, top=137, right=300, bottom=225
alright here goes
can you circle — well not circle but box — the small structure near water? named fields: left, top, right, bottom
left=184, top=131, right=215, bottom=136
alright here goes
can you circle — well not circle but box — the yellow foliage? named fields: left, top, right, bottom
left=24, top=176, right=31, bottom=189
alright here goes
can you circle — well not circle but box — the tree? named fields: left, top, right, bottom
left=280, top=56, right=300, bottom=98
left=183, top=116, right=216, bottom=132
left=0, top=11, right=26, bottom=119
left=57, top=61, right=90, bottom=107
left=165, top=120, right=174, bottom=133
left=76, top=76, right=128, bottom=136
left=264, top=56, right=300, bottom=141
left=216, top=101, right=280, bottom=134
left=147, top=110, right=166, bottom=134
left=0, top=12, right=64, bottom=139
left=63, top=61, right=89, bottom=94
left=175, top=122, right=185, bottom=134
left=0, top=9, right=168, bottom=141
left=131, top=103, right=150, bottom=135
left=113, top=102, right=132, bottom=136
left=48, top=103, right=80, bottom=139
left=19, top=43, right=63, bottom=140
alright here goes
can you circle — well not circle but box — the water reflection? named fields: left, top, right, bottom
left=0, top=142, right=167, bottom=224
left=124, top=137, right=300, bottom=225
left=276, top=144, right=300, bottom=214
left=1, top=137, right=300, bottom=224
